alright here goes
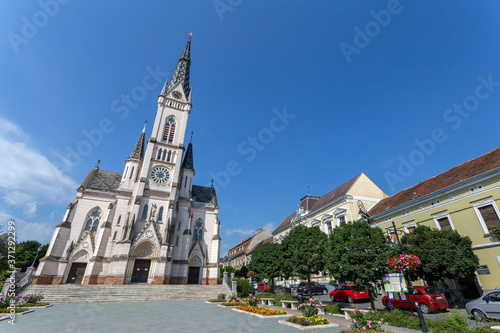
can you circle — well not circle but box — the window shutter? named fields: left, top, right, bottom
left=478, top=205, right=500, bottom=230
left=437, top=217, right=451, bottom=231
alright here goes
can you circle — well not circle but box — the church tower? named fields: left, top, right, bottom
left=34, top=36, right=221, bottom=286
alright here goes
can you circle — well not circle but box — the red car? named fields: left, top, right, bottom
left=382, top=286, right=448, bottom=314
left=330, top=284, right=370, bottom=303
left=257, top=282, right=270, bottom=292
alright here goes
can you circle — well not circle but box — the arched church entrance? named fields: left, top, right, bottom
left=187, top=256, right=202, bottom=284
left=66, top=250, right=89, bottom=284
left=128, top=240, right=157, bottom=284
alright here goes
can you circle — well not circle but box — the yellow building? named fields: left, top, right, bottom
left=272, top=173, right=387, bottom=283
left=369, top=147, right=500, bottom=296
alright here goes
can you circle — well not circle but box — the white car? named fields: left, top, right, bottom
left=466, top=289, right=500, bottom=321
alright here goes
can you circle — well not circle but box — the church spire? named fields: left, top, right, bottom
left=181, top=133, right=194, bottom=171
left=162, top=35, right=192, bottom=98
left=128, top=123, right=146, bottom=160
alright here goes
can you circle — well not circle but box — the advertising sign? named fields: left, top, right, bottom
left=382, top=273, right=407, bottom=293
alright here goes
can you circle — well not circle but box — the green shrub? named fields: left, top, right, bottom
left=325, top=303, right=342, bottom=314
left=236, top=278, right=252, bottom=297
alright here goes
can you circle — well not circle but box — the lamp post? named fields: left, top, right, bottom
left=30, top=246, right=43, bottom=268
left=357, top=201, right=428, bottom=333
left=389, top=221, right=428, bottom=333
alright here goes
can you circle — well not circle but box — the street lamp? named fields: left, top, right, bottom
left=30, top=246, right=43, bottom=268
left=357, top=201, right=428, bottom=333
left=388, top=221, right=428, bottom=333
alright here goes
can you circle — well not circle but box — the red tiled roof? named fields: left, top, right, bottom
left=369, top=147, right=500, bottom=217
left=309, top=174, right=361, bottom=212
left=273, top=212, right=296, bottom=234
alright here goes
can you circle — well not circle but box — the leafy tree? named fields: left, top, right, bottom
left=238, top=265, right=249, bottom=278
left=220, top=265, right=237, bottom=277
left=326, top=221, right=392, bottom=309
left=0, top=227, right=8, bottom=281
left=281, top=225, right=328, bottom=297
left=248, top=242, right=283, bottom=291
left=15, top=241, right=48, bottom=271
left=402, top=226, right=479, bottom=283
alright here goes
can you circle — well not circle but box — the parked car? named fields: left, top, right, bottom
left=297, top=282, right=328, bottom=295
left=466, top=289, right=500, bottom=321
left=330, top=284, right=370, bottom=303
left=257, top=282, right=270, bottom=292
left=382, top=286, right=448, bottom=314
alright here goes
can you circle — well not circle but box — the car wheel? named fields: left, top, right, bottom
left=323, top=289, right=327, bottom=295
left=472, top=309, right=486, bottom=322
left=384, top=300, right=392, bottom=309
left=331, top=295, right=335, bottom=302
left=348, top=296, right=354, bottom=304
left=419, top=303, right=431, bottom=314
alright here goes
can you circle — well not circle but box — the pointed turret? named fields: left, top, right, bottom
left=128, top=123, right=146, bottom=161
left=161, top=36, right=191, bottom=98
left=181, top=134, right=194, bottom=172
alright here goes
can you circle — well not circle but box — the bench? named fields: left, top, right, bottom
left=341, top=308, right=356, bottom=320
left=316, top=304, right=327, bottom=315
left=259, top=298, right=275, bottom=306
left=281, top=300, right=299, bottom=310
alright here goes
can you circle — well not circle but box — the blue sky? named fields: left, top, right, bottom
left=1, top=1, right=500, bottom=256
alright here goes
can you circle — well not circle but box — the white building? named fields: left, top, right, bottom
left=34, top=37, right=221, bottom=285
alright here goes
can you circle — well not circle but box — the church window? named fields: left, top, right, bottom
left=162, top=150, right=166, bottom=161
left=175, top=236, right=179, bottom=245
left=158, top=207, right=163, bottom=222
left=163, top=117, right=176, bottom=143
left=84, top=209, right=102, bottom=232
left=178, top=221, right=181, bottom=230
left=129, top=167, right=135, bottom=179
left=157, top=149, right=162, bottom=160
left=193, top=220, right=203, bottom=240
left=117, top=216, right=121, bottom=225
left=123, top=167, right=128, bottom=180
left=167, top=151, right=172, bottom=162
left=113, top=231, right=117, bottom=240
left=184, top=176, right=187, bottom=189
left=141, top=204, right=148, bottom=220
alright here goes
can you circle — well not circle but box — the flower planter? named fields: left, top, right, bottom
left=278, top=320, right=339, bottom=330
left=232, top=308, right=290, bottom=319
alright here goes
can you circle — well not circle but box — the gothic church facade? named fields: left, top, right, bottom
left=33, top=38, right=221, bottom=285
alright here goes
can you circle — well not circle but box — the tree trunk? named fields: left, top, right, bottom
left=369, top=286, right=376, bottom=310
left=307, top=274, right=312, bottom=298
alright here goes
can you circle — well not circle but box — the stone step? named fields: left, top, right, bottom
left=26, top=284, right=227, bottom=304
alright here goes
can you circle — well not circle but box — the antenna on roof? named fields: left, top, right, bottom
left=307, top=186, right=311, bottom=196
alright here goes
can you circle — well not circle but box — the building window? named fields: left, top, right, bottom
left=448, top=194, right=454, bottom=200
left=433, top=214, right=454, bottom=231
left=117, top=215, right=121, bottom=225
left=436, top=199, right=440, bottom=204
left=163, top=117, right=176, bottom=143
left=475, top=203, right=500, bottom=234
left=418, top=205, right=423, bottom=210
left=141, top=204, right=148, bottom=220
left=123, top=167, right=128, bottom=180
left=470, top=187, right=476, bottom=193
left=84, top=209, right=102, bottom=232
left=113, top=231, right=117, bottom=240
left=175, top=236, right=179, bottom=245
left=178, top=221, right=181, bottom=230
left=158, top=207, right=163, bottom=222
left=129, top=167, right=134, bottom=179
left=193, top=220, right=203, bottom=240
left=404, top=222, right=416, bottom=233
left=430, top=201, right=435, bottom=206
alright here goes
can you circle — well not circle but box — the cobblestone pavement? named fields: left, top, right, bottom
left=1, top=300, right=422, bottom=333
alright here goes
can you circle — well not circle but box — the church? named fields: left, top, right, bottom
left=33, top=37, right=222, bottom=285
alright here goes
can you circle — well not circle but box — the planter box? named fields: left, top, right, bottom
left=22, top=305, right=53, bottom=309
left=278, top=320, right=339, bottom=330
left=205, top=301, right=224, bottom=305
left=232, top=308, right=290, bottom=319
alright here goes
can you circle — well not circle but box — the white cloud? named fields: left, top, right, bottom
left=263, top=222, right=275, bottom=232
left=24, top=201, right=38, bottom=218
left=0, top=117, right=78, bottom=212
left=225, top=227, right=254, bottom=236
left=0, top=211, right=54, bottom=244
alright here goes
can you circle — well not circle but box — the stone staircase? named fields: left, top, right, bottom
left=26, top=284, right=226, bottom=304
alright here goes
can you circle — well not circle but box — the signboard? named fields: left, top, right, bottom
left=477, top=265, right=490, bottom=275
left=382, top=273, right=407, bottom=293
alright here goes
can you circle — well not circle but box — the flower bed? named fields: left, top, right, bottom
left=220, top=301, right=246, bottom=307
left=236, top=305, right=287, bottom=316
left=287, top=316, right=330, bottom=326
left=0, top=307, right=30, bottom=314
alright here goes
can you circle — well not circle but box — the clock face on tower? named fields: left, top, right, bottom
left=151, top=166, right=170, bottom=184
left=172, top=91, right=182, bottom=99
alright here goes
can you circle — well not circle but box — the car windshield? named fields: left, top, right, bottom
left=298, top=283, right=306, bottom=286
left=424, top=287, right=441, bottom=295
